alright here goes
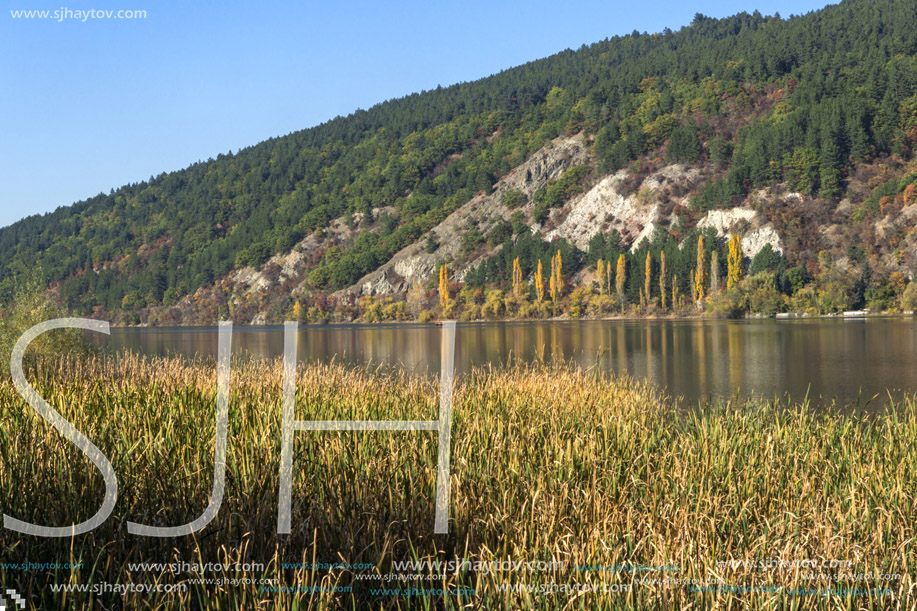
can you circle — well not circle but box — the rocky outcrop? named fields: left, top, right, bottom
left=341, top=154, right=789, bottom=298
left=696, top=207, right=783, bottom=258
left=546, top=164, right=701, bottom=251
left=337, top=134, right=589, bottom=296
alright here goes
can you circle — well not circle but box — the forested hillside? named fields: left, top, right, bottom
left=4, top=0, right=917, bottom=324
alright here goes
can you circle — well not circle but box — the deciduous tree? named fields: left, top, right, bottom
left=616, top=254, right=626, bottom=300
left=727, top=234, right=744, bottom=290
left=694, top=236, right=707, bottom=305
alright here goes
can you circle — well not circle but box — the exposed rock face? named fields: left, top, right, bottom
left=696, top=208, right=757, bottom=234
left=340, top=153, right=789, bottom=298
left=229, top=218, right=355, bottom=297
left=338, top=134, right=589, bottom=297
left=696, top=207, right=783, bottom=258
left=546, top=164, right=700, bottom=251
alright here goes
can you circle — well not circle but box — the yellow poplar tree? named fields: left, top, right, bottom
left=659, top=251, right=667, bottom=310
left=710, top=251, right=720, bottom=295
left=512, top=257, right=524, bottom=299
left=555, top=250, right=564, bottom=296
left=292, top=300, right=302, bottom=321
left=549, top=269, right=557, bottom=305
left=549, top=254, right=558, bottom=305
left=438, top=263, right=450, bottom=308
left=615, top=254, right=626, bottom=299
left=693, top=236, right=707, bottom=304
left=534, top=259, right=545, bottom=302
left=606, top=260, right=612, bottom=296
left=672, top=274, right=679, bottom=309
left=550, top=250, right=563, bottom=305
left=644, top=251, right=652, bottom=306
left=727, top=234, right=744, bottom=290
left=596, top=258, right=606, bottom=294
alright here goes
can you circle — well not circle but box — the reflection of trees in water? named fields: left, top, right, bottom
left=102, top=320, right=917, bottom=409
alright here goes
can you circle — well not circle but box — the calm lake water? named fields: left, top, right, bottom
left=93, top=318, right=917, bottom=408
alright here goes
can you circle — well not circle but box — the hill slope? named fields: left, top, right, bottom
left=4, top=0, right=917, bottom=323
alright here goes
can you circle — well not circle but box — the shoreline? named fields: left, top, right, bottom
left=113, top=309, right=917, bottom=328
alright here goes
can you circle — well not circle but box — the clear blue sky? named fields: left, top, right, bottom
left=0, top=0, right=834, bottom=229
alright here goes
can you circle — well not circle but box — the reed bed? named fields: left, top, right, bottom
left=0, top=353, right=915, bottom=609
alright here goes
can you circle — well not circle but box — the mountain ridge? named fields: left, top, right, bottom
left=4, top=0, right=917, bottom=323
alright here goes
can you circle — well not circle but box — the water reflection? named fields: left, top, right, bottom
left=94, top=319, right=917, bottom=408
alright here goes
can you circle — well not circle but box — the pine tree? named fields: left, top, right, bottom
left=616, top=254, right=626, bottom=299
left=534, top=259, right=545, bottom=302
left=644, top=251, right=652, bottom=306
left=693, top=236, right=707, bottom=305
left=659, top=251, right=667, bottom=310
left=727, top=234, right=744, bottom=290
left=596, top=258, right=606, bottom=294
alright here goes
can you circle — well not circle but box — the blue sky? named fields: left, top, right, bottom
left=0, top=0, right=835, bottom=229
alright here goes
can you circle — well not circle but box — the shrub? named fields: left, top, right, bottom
left=899, top=282, right=917, bottom=312
left=0, top=269, right=89, bottom=373
left=501, top=190, right=527, bottom=209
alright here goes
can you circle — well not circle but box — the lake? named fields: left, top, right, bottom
left=93, top=318, right=917, bottom=409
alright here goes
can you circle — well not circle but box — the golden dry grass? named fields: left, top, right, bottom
left=0, top=353, right=915, bottom=609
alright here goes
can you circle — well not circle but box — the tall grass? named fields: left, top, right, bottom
left=0, top=353, right=914, bottom=609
